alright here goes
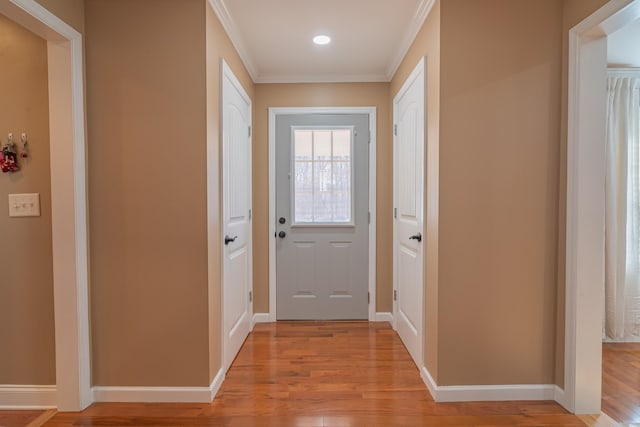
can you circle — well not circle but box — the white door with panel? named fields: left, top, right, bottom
left=276, top=114, right=369, bottom=320
left=393, top=60, right=425, bottom=368
left=222, top=62, right=252, bottom=370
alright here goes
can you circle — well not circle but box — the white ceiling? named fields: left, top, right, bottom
left=210, top=0, right=434, bottom=83
left=608, top=17, right=640, bottom=68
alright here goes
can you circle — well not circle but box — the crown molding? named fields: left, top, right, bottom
left=207, top=0, right=258, bottom=82
left=255, top=73, right=389, bottom=84
left=386, top=0, right=436, bottom=81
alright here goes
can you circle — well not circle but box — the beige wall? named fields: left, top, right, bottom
left=205, top=2, right=254, bottom=383
left=390, top=0, right=441, bottom=379
left=436, top=0, right=563, bottom=386
left=0, top=14, right=55, bottom=385
left=85, top=0, right=210, bottom=387
left=252, top=83, right=392, bottom=313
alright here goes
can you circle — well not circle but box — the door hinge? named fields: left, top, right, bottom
left=394, top=290, right=398, bottom=301
left=248, top=126, right=252, bottom=137
left=368, top=211, right=371, bottom=224
left=368, top=292, right=370, bottom=304
left=249, top=291, right=253, bottom=303
left=249, top=209, right=252, bottom=220
left=394, top=124, right=398, bottom=136
left=394, top=208, right=397, bottom=219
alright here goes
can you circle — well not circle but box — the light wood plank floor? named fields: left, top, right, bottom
left=603, top=342, right=640, bottom=424
left=6, top=322, right=585, bottom=426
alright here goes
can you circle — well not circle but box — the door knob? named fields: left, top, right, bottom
left=224, top=235, right=237, bottom=245
left=278, top=231, right=286, bottom=239
left=409, top=233, right=422, bottom=242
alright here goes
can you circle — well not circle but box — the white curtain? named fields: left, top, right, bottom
left=605, top=74, right=640, bottom=342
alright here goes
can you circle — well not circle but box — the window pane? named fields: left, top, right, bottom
left=333, top=130, right=351, bottom=160
left=293, top=128, right=352, bottom=224
left=314, top=131, right=332, bottom=161
left=294, top=130, right=313, bottom=160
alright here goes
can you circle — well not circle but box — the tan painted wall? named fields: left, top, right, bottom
left=252, top=83, right=392, bottom=313
left=36, top=0, right=84, bottom=33
left=85, top=0, right=210, bottom=387
left=554, top=0, right=611, bottom=388
left=0, top=14, right=54, bottom=385
left=390, top=0, right=440, bottom=380
left=437, top=0, right=563, bottom=386
left=205, top=2, right=254, bottom=383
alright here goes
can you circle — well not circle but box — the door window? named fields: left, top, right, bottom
left=292, top=128, right=354, bottom=225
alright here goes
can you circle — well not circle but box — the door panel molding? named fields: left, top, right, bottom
left=268, top=107, right=377, bottom=321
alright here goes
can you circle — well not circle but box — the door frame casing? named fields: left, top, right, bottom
left=268, top=107, right=377, bottom=321
left=392, top=57, right=425, bottom=368
left=0, top=0, right=91, bottom=411
left=564, top=0, right=640, bottom=414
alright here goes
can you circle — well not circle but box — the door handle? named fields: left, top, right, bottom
left=278, top=231, right=286, bottom=239
left=409, top=233, right=422, bottom=243
left=224, top=235, right=237, bottom=245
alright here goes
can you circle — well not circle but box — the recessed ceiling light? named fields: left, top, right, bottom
left=313, top=35, right=331, bottom=45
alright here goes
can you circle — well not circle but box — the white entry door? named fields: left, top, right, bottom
left=275, top=114, right=370, bottom=320
left=393, top=59, right=425, bottom=368
left=222, top=62, right=252, bottom=370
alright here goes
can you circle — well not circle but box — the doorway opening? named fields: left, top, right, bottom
left=566, top=0, right=640, bottom=416
left=0, top=0, right=90, bottom=411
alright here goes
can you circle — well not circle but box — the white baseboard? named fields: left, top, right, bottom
left=420, top=366, right=439, bottom=400
left=375, top=312, right=393, bottom=323
left=0, top=385, right=57, bottom=409
left=208, top=368, right=225, bottom=401
left=94, top=370, right=225, bottom=404
left=252, top=313, right=271, bottom=324
left=554, top=386, right=569, bottom=411
left=420, top=367, right=557, bottom=402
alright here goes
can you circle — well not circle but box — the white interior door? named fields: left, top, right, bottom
left=275, top=114, right=370, bottom=320
left=393, top=59, right=425, bottom=368
left=222, top=61, right=252, bottom=370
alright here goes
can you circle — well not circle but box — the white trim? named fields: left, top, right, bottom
left=420, top=367, right=557, bottom=403
left=93, top=388, right=212, bottom=403
left=566, top=0, right=640, bottom=415
left=0, top=0, right=91, bottom=412
left=375, top=312, right=393, bottom=323
left=386, top=0, right=435, bottom=80
left=607, top=68, right=640, bottom=77
left=252, top=313, right=271, bottom=324
left=420, top=366, right=438, bottom=400
left=208, top=368, right=225, bottom=401
left=207, top=0, right=257, bottom=81
left=268, top=107, right=377, bottom=322
left=554, top=386, right=568, bottom=410
left=255, top=73, right=388, bottom=84
left=93, top=369, right=224, bottom=404
left=0, top=385, right=57, bottom=409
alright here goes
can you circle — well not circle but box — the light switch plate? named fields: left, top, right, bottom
left=8, top=193, right=41, bottom=217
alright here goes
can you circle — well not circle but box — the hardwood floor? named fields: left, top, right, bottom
left=0, top=410, right=44, bottom=427
left=602, top=342, right=640, bottom=424
left=9, top=322, right=584, bottom=426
